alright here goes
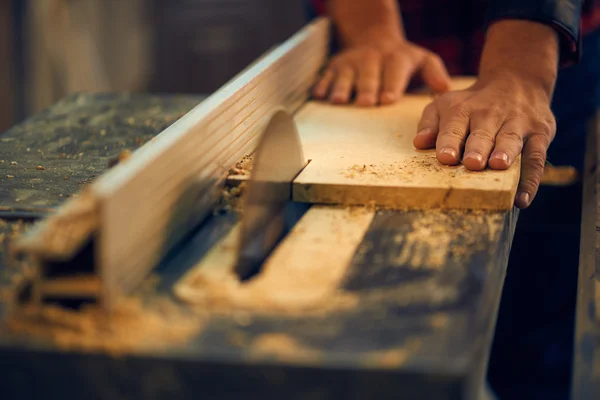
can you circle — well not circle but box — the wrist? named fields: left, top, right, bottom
left=346, top=27, right=404, bottom=49
left=479, top=20, right=559, bottom=98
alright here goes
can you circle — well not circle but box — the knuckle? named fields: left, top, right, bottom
left=498, top=130, right=524, bottom=146
left=469, top=129, right=496, bottom=145
left=363, top=47, right=382, bottom=61
left=448, top=103, right=472, bottom=119
left=531, top=120, right=552, bottom=136
left=423, top=102, right=437, bottom=115
left=442, top=126, right=466, bottom=140
left=427, top=53, right=443, bottom=65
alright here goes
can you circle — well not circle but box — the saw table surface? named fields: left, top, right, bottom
left=0, top=93, right=516, bottom=400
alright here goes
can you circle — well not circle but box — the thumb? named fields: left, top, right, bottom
left=420, top=53, right=451, bottom=93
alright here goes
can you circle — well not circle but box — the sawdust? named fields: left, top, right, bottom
left=248, top=333, right=321, bottom=362
left=392, top=219, right=451, bottom=268
left=228, top=155, right=254, bottom=177
left=341, top=155, right=457, bottom=180
left=388, top=209, right=504, bottom=269
left=1, top=295, right=204, bottom=357
left=362, top=339, right=422, bottom=369
left=213, top=182, right=247, bottom=214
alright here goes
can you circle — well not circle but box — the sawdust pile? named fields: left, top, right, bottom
left=228, top=154, right=254, bottom=177
left=213, top=182, right=247, bottom=214
left=1, top=294, right=204, bottom=357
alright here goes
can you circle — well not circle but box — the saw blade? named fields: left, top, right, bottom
left=234, top=109, right=306, bottom=280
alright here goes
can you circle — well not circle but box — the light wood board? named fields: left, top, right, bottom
left=292, top=77, right=520, bottom=210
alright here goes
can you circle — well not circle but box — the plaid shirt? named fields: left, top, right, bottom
left=310, top=0, right=600, bottom=75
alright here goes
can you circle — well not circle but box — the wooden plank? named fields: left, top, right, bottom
left=175, top=206, right=376, bottom=314
left=572, top=112, right=600, bottom=399
left=292, top=78, right=520, bottom=210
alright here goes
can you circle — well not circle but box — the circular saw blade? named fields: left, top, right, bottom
left=234, top=109, right=306, bottom=280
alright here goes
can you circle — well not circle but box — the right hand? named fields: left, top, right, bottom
left=312, top=39, right=452, bottom=107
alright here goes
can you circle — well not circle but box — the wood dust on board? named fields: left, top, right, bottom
left=342, top=155, right=456, bottom=180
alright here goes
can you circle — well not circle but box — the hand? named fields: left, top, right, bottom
left=414, top=70, right=557, bottom=209
left=312, top=40, right=451, bottom=106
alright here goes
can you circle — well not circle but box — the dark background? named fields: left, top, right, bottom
left=0, top=0, right=308, bottom=132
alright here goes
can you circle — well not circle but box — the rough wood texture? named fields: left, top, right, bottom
left=572, top=113, right=600, bottom=399
left=293, top=78, right=520, bottom=210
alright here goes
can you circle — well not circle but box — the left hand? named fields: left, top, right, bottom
left=413, top=70, right=556, bottom=209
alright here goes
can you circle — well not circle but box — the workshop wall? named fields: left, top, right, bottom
left=16, top=0, right=306, bottom=120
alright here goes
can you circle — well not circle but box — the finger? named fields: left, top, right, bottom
left=435, top=104, right=471, bottom=165
left=380, top=54, right=412, bottom=105
left=420, top=53, right=451, bottom=93
left=488, top=119, right=525, bottom=170
left=462, top=110, right=502, bottom=171
left=329, top=66, right=355, bottom=104
left=414, top=102, right=439, bottom=149
left=515, top=133, right=550, bottom=208
left=355, top=53, right=382, bottom=107
left=312, top=69, right=335, bottom=99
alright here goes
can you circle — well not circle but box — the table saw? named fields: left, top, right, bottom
left=0, top=18, right=523, bottom=400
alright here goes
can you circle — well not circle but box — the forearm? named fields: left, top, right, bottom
left=328, top=0, right=404, bottom=47
left=479, top=20, right=559, bottom=98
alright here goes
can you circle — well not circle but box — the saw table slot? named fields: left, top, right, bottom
left=174, top=206, right=375, bottom=314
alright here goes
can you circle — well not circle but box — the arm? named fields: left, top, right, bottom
left=327, top=0, right=404, bottom=47
left=312, top=0, right=451, bottom=106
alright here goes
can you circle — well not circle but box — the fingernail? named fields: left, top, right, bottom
left=440, top=148, right=457, bottom=159
left=517, top=192, right=530, bottom=206
left=491, top=152, right=509, bottom=162
left=417, top=128, right=432, bottom=136
left=464, top=151, right=483, bottom=162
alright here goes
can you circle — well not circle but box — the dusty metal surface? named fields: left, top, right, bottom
left=0, top=93, right=202, bottom=215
